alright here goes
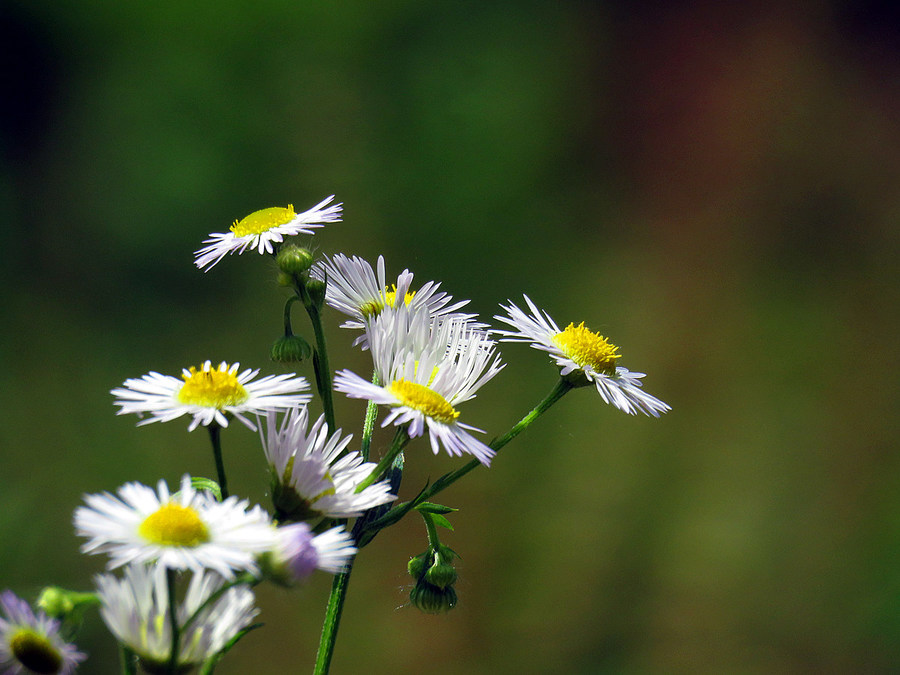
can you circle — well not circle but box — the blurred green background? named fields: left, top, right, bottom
left=2, top=1, right=899, bottom=673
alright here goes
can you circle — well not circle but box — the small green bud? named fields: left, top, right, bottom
left=425, top=560, right=458, bottom=589
left=37, top=586, right=99, bottom=621
left=277, top=272, right=294, bottom=287
left=276, top=244, right=314, bottom=275
left=305, top=278, right=327, bottom=310
left=410, top=578, right=457, bottom=614
left=271, top=334, right=313, bottom=363
left=408, top=552, right=430, bottom=580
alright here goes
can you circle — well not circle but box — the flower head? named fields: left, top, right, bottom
left=111, top=360, right=311, bottom=431
left=494, top=295, right=670, bottom=417
left=261, top=523, right=356, bottom=586
left=74, top=475, right=276, bottom=578
left=0, top=591, right=85, bottom=675
left=335, top=306, right=504, bottom=465
left=261, top=407, right=395, bottom=520
left=311, top=254, right=478, bottom=347
left=95, top=564, right=257, bottom=672
left=194, top=196, right=342, bottom=270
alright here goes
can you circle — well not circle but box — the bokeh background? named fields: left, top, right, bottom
left=2, top=1, right=899, bottom=673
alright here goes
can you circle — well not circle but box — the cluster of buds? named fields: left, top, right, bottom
left=407, top=544, right=459, bottom=614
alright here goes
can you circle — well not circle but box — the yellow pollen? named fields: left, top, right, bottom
left=384, top=285, right=416, bottom=308
left=389, top=379, right=459, bottom=424
left=10, top=629, right=62, bottom=675
left=360, top=286, right=416, bottom=320
left=552, top=322, right=622, bottom=374
left=138, top=503, right=210, bottom=548
left=230, top=205, right=296, bottom=237
left=177, top=365, right=249, bottom=408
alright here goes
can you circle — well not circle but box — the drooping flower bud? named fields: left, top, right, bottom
left=271, top=334, right=313, bottom=364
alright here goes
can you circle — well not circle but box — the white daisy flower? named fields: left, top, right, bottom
left=0, top=591, right=85, bottom=675
left=494, top=295, right=671, bottom=417
left=262, top=523, right=357, bottom=586
left=111, top=360, right=311, bottom=432
left=311, top=253, right=478, bottom=346
left=95, top=564, right=257, bottom=672
left=334, top=306, right=504, bottom=466
left=74, top=475, right=277, bottom=578
left=261, top=406, right=395, bottom=520
left=194, top=195, right=342, bottom=271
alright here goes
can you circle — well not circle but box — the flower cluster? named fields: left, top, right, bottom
left=3, top=195, right=668, bottom=673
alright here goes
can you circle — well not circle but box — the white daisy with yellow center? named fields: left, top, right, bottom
left=260, top=406, right=395, bottom=520
left=0, top=591, right=85, bottom=675
left=311, top=253, right=477, bottom=347
left=111, top=360, right=311, bottom=431
left=334, top=306, right=504, bottom=465
left=74, top=475, right=277, bottom=578
left=494, top=295, right=670, bottom=417
left=194, top=195, right=342, bottom=271
left=95, top=564, right=258, bottom=672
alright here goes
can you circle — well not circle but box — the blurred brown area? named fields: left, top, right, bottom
left=2, top=1, right=899, bottom=672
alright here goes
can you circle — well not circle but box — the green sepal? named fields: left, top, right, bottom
left=429, top=513, right=454, bottom=531
left=191, top=477, right=222, bottom=501
left=415, top=502, right=458, bottom=515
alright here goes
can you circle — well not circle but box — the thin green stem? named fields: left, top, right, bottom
left=359, top=373, right=381, bottom=462
left=313, top=557, right=355, bottom=675
left=355, top=427, right=409, bottom=494
left=120, top=645, right=137, bottom=675
left=207, top=423, right=228, bottom=500
left=421, top=511, right=441, bottom=550
left=306, top=304, right=336, bottom=433
left=165, top=569, right=180, bottom=675
left=362, top=378, right=573, bottom=534
left=283, top=296, right=300, bottom=336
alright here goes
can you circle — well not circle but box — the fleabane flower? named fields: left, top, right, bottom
left=74, top=475, right=276, bottom=578
left=95, top=564, right=257, bottom=672
left=260, top=523, right=357, bottom=586
left=311, top=253, right=477, bottom=346
left=0, top=591, right=85, bottom=675
left=194, top=195, right=342, bottom=270
left=335, top=306, right=504, bottom=466
left=261, top=406, right=395, bottom=520
left=111, top=360, right=311, bottom=432
left=494, top=295, right=670, bottom=417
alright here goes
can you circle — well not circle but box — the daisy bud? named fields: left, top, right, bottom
left=37, top=586, right=99, bottom=622
left=425, top=560, right=457, bottom=590
left=410, top=578, right=457, bottom=614
left=271, top=334, right=313, bottom=364
left=407, top=552, right=429, bottom=580
left=305, top=279, right=327, bottom=310
left=276, top=244, right=314, bottom=276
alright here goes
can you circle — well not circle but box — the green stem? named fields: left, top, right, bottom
left=313, top=557, right=355, bottom=675
left=283, top=296, right=299, bottom=336
left=421, top=511, right=441, bottom=550
left=355, top=427, right=409, bottom=494
left=359, top=373, right=381, bottom=462
left=165, top=569, right=180, bottom=675
left=362, top=378, right=573, bottom=534
left=120, top=645, right=137, bottom=675
left=207, top=423, right=228, bottom=500
left=306, top=304, right=337, bottom=433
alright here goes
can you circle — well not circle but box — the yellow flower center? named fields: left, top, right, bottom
left=138, top=503, right=210, bottom=548
left=552, top=322, right=622, bottom=374
left=10, top=629, right=63, bottom=675
left=230, top=205, right=296, bottom=237
left=389, top=379, right=459, bottom=424
left=177, top=365, right=249, bottom=408
left=360, top=286, right=417, bottom=319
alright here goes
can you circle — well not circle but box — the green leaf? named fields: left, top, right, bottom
left=430, top=513, right=454, bottom=531
left=415, top=502, right=458, bottom=515
left=191, top=477, right=222, bottom=501
left=198, top=623, right=264, bottom=674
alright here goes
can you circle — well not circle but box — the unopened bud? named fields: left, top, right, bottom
left=276, top=245, right=314, bottom=276
left=410, top=578, right=457, bottom=614
left=271, top=334, right=313, bottom=363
